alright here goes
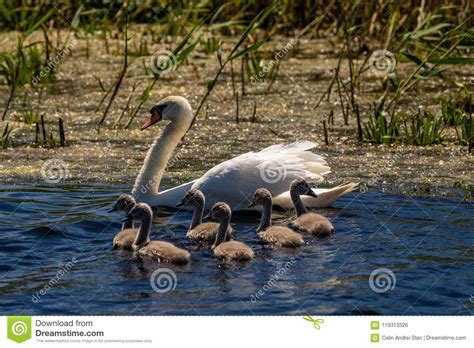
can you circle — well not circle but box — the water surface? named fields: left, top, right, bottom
left=0, top=184, right=472, bottom=315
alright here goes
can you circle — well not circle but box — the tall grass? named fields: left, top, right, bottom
left=0, top=1, right=470, bottom=37
left=0, top=0, right=472, bottom=151
left=0, top=123, right=12, bottom=148
left=0, top=8, right=55, bottom=120
left=402, top=111, right=444, bottom=146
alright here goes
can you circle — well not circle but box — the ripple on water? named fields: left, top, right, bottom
left=0, top=184, right=472, bottom=315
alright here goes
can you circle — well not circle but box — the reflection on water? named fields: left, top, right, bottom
left=0, top=183, right=472, bottom=315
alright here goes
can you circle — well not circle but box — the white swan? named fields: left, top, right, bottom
left=131, top=96, right=357, bottom=210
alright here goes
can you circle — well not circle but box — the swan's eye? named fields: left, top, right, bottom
left=150, top=104, right=166, bottom=118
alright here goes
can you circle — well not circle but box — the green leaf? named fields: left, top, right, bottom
left=176, top=39, right=200, bottom=63
left=25, top=8, right=56, bottom=37
left=401, top=52, right=423, bottom=65
left=172, top=19, right=205, bottom=57
left=228, top=4, right=276, bottom=60
left=71, top=5, right=83, bottom=28
left=409, top=23, right=452, bottom=40
left=207, top=79, right=216, bottom=91
left=429, top=57, right=474, bottom=65
left=217, top=44, right=223, bottom=67
left=230, top=37, right=268, bottom=60
left=140, top=85, right=151, bottom=102
left=388, top=72, right=398, bottom=89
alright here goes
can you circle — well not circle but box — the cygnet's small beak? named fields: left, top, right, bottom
left=108, top=206, right=118, bottom=213
left=306, top=189, right=318, bottom=198
left=247, top=201, right=256, bottom=208
left=176, top=199, right=185, bottom=208
left=202, top=212, right=212, bottom=221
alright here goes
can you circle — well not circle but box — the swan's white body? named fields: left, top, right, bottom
left=131, top=96, right=357, bottom=210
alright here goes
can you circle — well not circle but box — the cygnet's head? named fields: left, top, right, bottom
left=123, top=203, right=153, bottom=223
left=248, top=188, right=273, bottom=208
left=176, top=189, right=205, bottom=208
left=208, top=202, right=232, bottom=222
left=109, top=194, right=136, bottom=213
left=290, top=178, right=318, bottom=197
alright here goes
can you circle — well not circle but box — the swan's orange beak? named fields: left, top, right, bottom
left=141, top=110, right=162, bottom=131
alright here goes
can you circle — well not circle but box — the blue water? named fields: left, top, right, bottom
left=0, top=183, right=472, bottom=315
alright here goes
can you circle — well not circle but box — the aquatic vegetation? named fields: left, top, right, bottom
left=363, top=103, right=400, bottom=144
left=244, top=50, right=278, bottom=84
left=97, top=20, right=129, bottom=132
left=0, top=44, right=53, bottom=86
left=46, top=131, right=56, bottom=148
left=402, top=111, right=444, bottom=146
left=0, top=122, right=12, bottom=148
left=439, top=92, right=472, bottom=151
left=440, top=93, right=468, bottom=127
left=0, top=8, right=56, bottom=120
left=191, top=5, right=275, bottom=126
left=0, top=0, right=471, bottom=198
left=458, top=114, right=473, bottom=150
left=123, top=19, right=204, bottom=129
left=200, top=36, right=221, bottom=55
left=17, top=110, right=40, bottom=125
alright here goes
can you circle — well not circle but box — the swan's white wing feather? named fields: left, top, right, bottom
left=258, top=140, right=318, bottom=153
left=273, top=182, right=359, bottom=209
left=191, top=141, right=331, bottom=209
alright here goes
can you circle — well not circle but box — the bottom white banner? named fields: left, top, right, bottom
left=0, top=316, right=472, bottom=347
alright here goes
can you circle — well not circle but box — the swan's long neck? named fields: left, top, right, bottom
left=257, top=201, right=272, bottom=232
left=133, top=214, right=152, bottom=246
left=291, top=190, right=307, bottom=216
left=214, top=216, right=230, bottom=247
left=190, top=203, right=204, bottom=230
left=131, top=122, right=187, bottom=200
